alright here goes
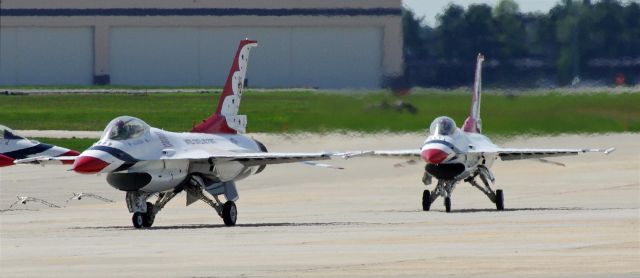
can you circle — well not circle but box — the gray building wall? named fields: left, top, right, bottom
left=0, top=0, right=403, bottom=89
left=0, top=27, right=94, bottom=85
left=110, top=27, right=382, bottom=88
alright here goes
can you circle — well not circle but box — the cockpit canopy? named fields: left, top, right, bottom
left=429, top=116, right=457, bottom=136
left=0, top=125, right=24, bottom=140
left=103, top=116, right=149, bottom=141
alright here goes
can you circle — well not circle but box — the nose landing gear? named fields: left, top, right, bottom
left=422, top=179, right=456, bottom=212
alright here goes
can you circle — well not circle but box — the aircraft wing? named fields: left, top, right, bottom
left=16, top=152, right=335, bottom=167
left=168, top=151, right=335, bottom=166
left=208, top=152, right=333, bottom=166
left=14, top=155, right=78, bottom=165
left=479, top=147, right=615, bottom=161
left=339, top=147, right=614, bottom=162
left=341, top=149, right=421, bottom=159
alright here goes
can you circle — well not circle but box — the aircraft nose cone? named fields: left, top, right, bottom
left=73, top=156, right=109, bottom=174
left=0, top=154, right=14, bottom=167
left=421, top=149, right=449, bottom=164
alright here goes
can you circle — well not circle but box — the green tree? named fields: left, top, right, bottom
left=433, top=4, right=468, bottom=60
left=493, top=0, right=527, bottom=59
left=403, top=8, right=428, bottom=60
left=464, top=4, right=498, bottom=58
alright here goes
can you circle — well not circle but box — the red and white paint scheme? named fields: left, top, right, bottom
left=0, top=125, right=79, bottom=167
left=17, top=39, right=336, bottom=228
left=348, top=54, right=615, bottom=212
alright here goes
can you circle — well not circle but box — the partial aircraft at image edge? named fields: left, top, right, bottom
left=0, top=125, right=79, bottom=167
left=344, top=54, right=615, bottom=212
left=16, top=39, right=341, bottom=228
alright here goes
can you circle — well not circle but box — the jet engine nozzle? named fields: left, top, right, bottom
left=73, top=156, right=109, bottom=174
left=421, top=148, right=451, bottom=164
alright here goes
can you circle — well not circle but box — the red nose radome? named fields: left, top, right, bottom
left=0, top=154, right=14, bottom=167
left=421, top=149, right=449, bottom=164
left=73, top=156, right=109, bottom=174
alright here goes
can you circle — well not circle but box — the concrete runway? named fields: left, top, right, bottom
left=1, top=133, right=638, bottom=277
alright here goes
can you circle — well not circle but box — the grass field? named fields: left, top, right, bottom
left=1, top=90, right=638, bottom=140
left=31, top=137, right=96, bottom=153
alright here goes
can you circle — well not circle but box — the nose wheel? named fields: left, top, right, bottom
left=422, top=190, right=431, bottom=211
left=423, top=180, right=456, bottom=212
left=126, top=191, right=178, bottom=229
left=132, top=212, right=151, bottom=228
left=444, top=197, right=452, bottom=212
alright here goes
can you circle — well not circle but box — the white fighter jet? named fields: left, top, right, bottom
left=17, top=39, right=336, bottom=228
left=348, top=54, right=614, bottom=212
left=0, top=125, right=79, bottom=167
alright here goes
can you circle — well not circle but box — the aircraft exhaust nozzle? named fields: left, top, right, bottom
left=421, top=149, right=450, bottom=164
left=73, top=156, right=109, bottom=174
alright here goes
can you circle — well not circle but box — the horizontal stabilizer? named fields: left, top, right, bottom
left=13, top=155, right=78, bottom=166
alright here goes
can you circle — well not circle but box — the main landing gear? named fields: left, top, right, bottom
left=125, top=176, right=239, bottom=229
left=467, top=166, right=504, bottom=211
left=421, top=166, right=504, bottom=212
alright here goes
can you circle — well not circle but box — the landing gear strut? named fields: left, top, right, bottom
left=423, top=179, right=457, bottom=212
left=126, top=191, right=179, bottom=229
left=467, top=166, right=504, bottom=211
left=185, top=176, right=237, bottom=226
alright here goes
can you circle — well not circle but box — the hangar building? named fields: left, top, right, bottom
left=0, top=0, right=403, bottom=89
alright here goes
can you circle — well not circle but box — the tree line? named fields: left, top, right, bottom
left=401, top=0, right=640, bottom=88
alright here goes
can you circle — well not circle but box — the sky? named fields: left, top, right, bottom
left=403, top=0, right=560, bottom=26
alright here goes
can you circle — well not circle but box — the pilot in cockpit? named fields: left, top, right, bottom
left=112, top=120, right=129, bottom=140
left=430, top=116, right=457, bottom=136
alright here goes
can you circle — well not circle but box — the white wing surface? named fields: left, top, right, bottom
left=342, top=149, right=421, bottom=159
left=206, top=152, right=333, bottom=166
left=163, top=151, right=335, bottom=167
left=475, top=147, right=615, bottom=161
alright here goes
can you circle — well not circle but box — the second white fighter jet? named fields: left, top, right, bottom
left=347, top=54, right=614, bottom=212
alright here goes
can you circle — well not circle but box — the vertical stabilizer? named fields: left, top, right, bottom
left=462, top=54, right=484, bottom=133
left=191, top=39, right=258, bottom=134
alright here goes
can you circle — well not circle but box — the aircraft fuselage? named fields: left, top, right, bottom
left=421, top=130, right=498, bottom=181
left=75, top=119, right=264, bottom=193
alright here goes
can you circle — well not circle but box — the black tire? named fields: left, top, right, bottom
left=222, top=201, right=237, bottom=226
left=422, top=190, right=431, bottom=211
left=495, top=189, right=504, bottom=211
left=132, top=212, right=149, bottom=229
left=145, top=202, right=155, bottom=227
left=444, top=197, right=452, bottom=213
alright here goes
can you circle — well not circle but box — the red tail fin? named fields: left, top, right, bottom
left=191, top=39, right=258, bottom=134
left=462, top=54, right=484, bottom=133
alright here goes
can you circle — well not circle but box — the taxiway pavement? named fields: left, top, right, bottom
left=1, top=133, right=638, bottom=277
